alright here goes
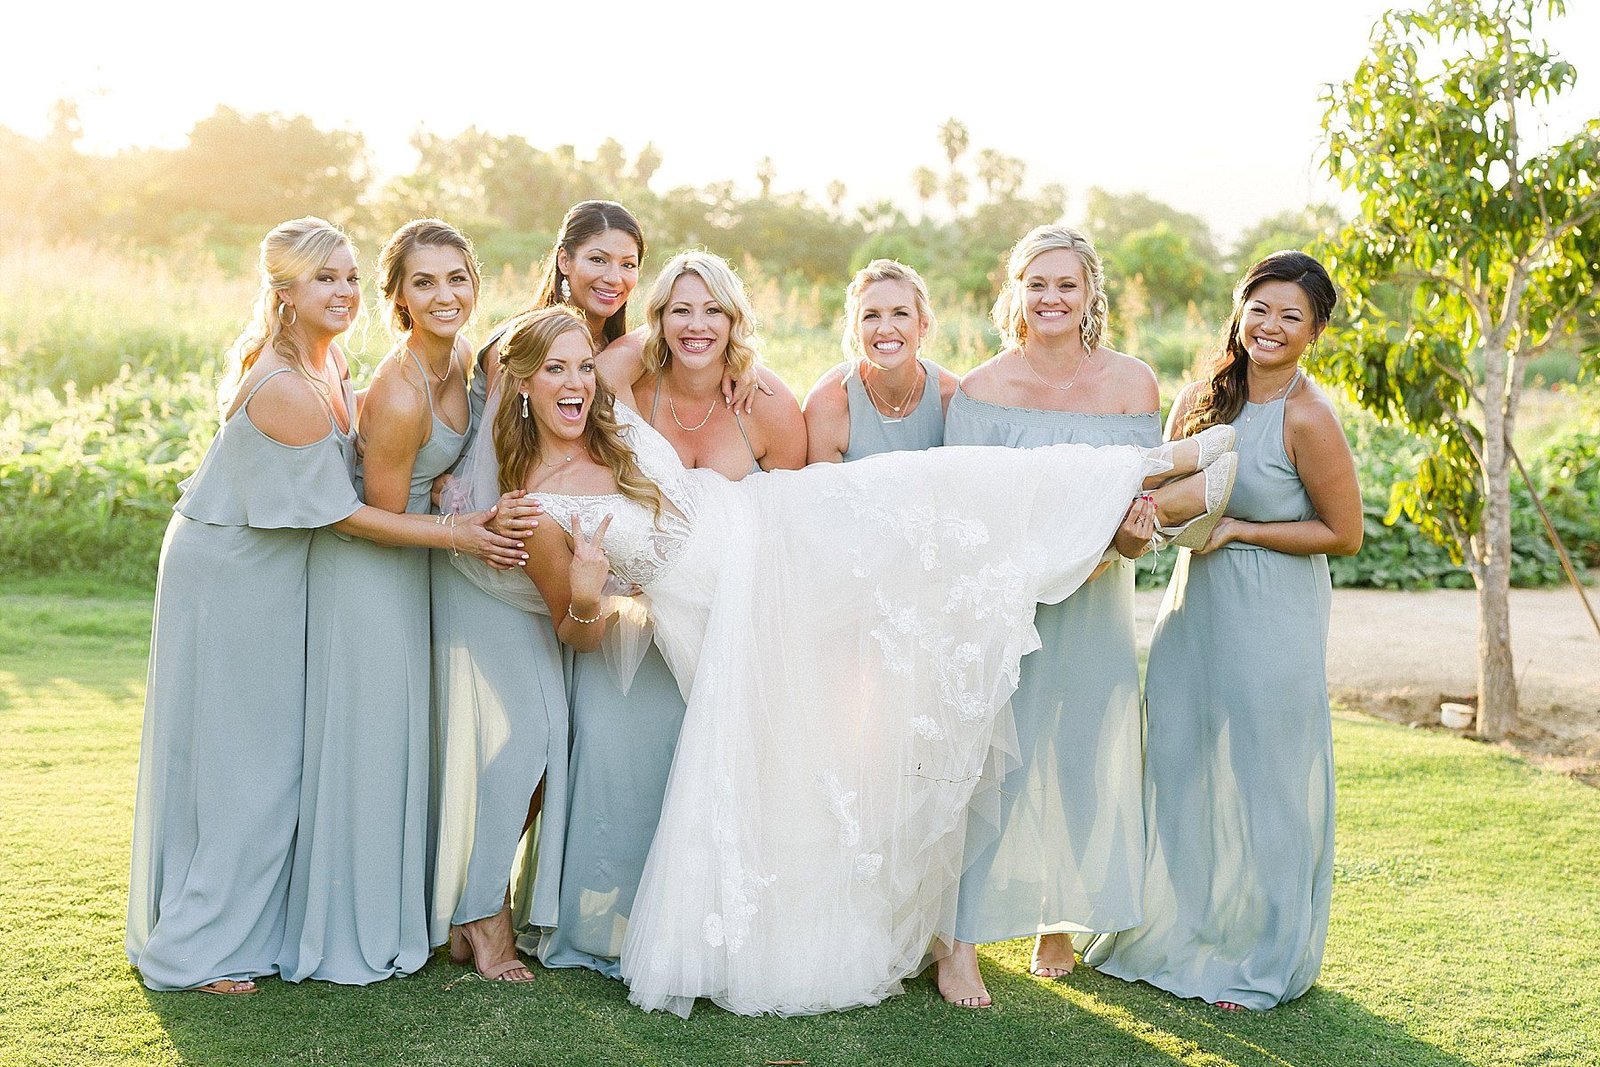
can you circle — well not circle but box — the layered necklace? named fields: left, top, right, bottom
left=861, top=360, right=923, bottom=423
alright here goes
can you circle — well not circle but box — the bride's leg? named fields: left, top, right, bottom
left=935, top=940, right=992, bottom=1008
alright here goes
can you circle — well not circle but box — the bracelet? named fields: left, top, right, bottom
left=448, top=512, right=459, bottom=559
left=566, top=603, right=603, bottom=625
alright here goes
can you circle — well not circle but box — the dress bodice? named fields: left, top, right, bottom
left=1224, top=388, right=1316, bottom=530
left=841, top=358, right=945, bottom=461
left=944, top=387, right=1161, bottom=450
left=532, top=407, right=704, bottom=588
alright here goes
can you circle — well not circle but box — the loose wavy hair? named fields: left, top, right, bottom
left=218, top=217, right=353, bottom=411
left=841, top=258, right=938, bottom=361
left=377, top=218, right=481, bottom=337
left=640, top=251, right=759, bottom=381
left=526, top=200, right=645, bottom=346
left=492, top=306, right=664, bottom=517
left=1177, top=250, right=1337, bottom=437
left=990, top=225, right=1108, bottom=353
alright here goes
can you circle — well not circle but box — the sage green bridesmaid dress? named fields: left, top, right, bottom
left=1084, top=387, right=1335, bottom=1009
left=429, top=348, right=569, bottom=946
left=127, top=368, right=361, bottom=991
left=945, top=388, right=1159, bottom=945
left=280, top=352, right=466, bottom=983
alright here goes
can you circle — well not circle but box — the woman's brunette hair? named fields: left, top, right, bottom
left=491, top=306, right=663, bottom=517
left=528, top=200, right=645, bottom=345
left=377, top=218, right=481, bottom=336
left=1177, top=251, right=1337, bottom=437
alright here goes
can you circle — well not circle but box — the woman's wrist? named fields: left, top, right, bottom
left=566, top=599, right=603, bottom=624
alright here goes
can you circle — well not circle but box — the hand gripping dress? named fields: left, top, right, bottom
left=523, top=405, right=1166, bottom=1016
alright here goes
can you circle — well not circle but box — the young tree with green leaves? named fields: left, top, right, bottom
left=1321, top=0, right=1600, bottom=738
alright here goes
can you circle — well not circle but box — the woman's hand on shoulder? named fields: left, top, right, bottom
left=725, top=357, right=775, bottom=413
left=490, top=489, right=544, bottom=538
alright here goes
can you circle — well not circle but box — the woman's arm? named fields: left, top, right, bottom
left=754, top=371, right=809, bottom=471
left=802, top=367, right=851, bottom=464
left=358, top=360, right=429, bottom=514
left=333, top=501, right=532, bottom=567
left=1197, top=392, right=1363, bottom=557
left=523, top=511, right=615, bottom=652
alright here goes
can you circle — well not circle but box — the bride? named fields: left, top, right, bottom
left=450, top=301, right=1236, bottom=1017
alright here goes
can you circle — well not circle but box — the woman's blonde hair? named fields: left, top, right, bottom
left=640, top=251, right=758, bottom=380
left=841, top=259, right=938, bottom=361
left=218, top=216, right=354, bottom=411
left=492, top=306, right=664, bottom=517
left=377, top=218, right=481, bottom=338
left=990, top=225, right=1108, bottom=352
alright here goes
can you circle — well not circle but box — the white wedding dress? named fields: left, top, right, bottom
left=517, top=405, right=1164, bottom=1017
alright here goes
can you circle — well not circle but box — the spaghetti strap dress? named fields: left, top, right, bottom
left=280, top=351, right=466, bottom=983
left=1084, top=384, right=1335, bottom=1009
left=126, top=367, right=361, bottom=991
left=428, top=343, right=570, bottom=944
left=539, top=380, right=764, bottom=977
left=944, top=387, right=1159, bottom=944
left=839, top=358, right=945, bottom=460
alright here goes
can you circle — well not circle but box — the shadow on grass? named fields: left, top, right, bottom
left=138, top=948, right=1476, bottom=1067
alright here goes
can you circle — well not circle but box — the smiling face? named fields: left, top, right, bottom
left=557, top=229, right=640, bottom=326
left=855, top=278, right=928, bottom=372
left=1237, top=278, right=1319, bottom=371
left=279, top=243, right=360, bottom=339
left=662, top=272, right=730, bottom=372
left=398, top=244, right=475, bottom=344
left=522, top=327, right=597, bottom=448
left=1020, top=248, right=1087, bottom=344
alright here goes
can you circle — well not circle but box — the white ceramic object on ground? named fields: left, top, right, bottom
left=1440, top=702, right=1476, bottom=730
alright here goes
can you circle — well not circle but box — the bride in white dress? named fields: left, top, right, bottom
left=449, top=300, right=1236, bottom=1018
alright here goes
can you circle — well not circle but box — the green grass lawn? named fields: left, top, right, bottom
left=3, top=578, right=1597, bottom=1067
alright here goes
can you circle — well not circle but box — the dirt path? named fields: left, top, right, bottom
left=1133, top=584, right=1600, bottom=772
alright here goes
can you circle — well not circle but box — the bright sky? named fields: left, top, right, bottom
left=7, top=0, right=1599, bottom=241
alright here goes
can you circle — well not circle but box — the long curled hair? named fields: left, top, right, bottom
left=640, top=251, right=760, bottom=380
left=492, top=306, right=664, bottom=517
left=526, top=200, right=645, bottom=346
left=377, top=218, right=481, bottom=337
left=841, top=258, right=938, bottom=361
left=218, top=217, right=353, bottom=411
left=990, top=225, right=1108, bottom=353
left=1177, top=251, right=1338, bottom=437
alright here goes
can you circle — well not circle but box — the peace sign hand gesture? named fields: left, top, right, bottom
left=567, top=512, right=614, bottom=618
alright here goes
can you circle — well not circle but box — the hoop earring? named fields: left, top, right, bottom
left=279, top=301, right=297, bottom=327
left=560, top=277, right=572, bottom=302
left=520, top=393, right=530, bottom=419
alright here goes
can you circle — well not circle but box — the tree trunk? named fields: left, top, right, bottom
left=1475, top=346, right=1520, bottom=740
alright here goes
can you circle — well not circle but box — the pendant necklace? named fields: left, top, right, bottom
left=861, top=361, right=922, bottom=423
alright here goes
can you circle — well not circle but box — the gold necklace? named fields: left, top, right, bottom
left=861, top=362, right=922, bottom=420
left=1019, top=347, right=1090, bottom=393
left=668, top=389, right=718, bottom=432
left=407, top=343, right=453, bottom=383
left=539, top=451, right=576, bottom=467
left=1241, top=370, right=1299, bottom=425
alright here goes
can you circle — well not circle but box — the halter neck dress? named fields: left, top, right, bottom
left=1085, top=382, right=1336, bottom=1008
left=839, top=358, right=945, bottom=460
left=538, top=378, right=762, bottom=977
left=429, top=339, right=571, bottom=947
left=280, top=350, right=466, bottom=983
left=944, top=387, right=1160, bottom=945
left=127, top=367, right=361, bottom=990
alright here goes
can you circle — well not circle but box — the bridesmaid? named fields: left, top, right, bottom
left=937, top=225, right=1166, bottom=1008
left=427, top=201, right=648, bottom=981
left=803, top=258, right=957, bottom=463
left=539, top=249, right=805, bottom=977
left=1084, top=250, right=1361, bottom=1010
left=279, top=219, right=481, bottom=983
left=126, top=217, right=527, bottom=994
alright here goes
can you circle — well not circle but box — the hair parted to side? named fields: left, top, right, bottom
left=378, top=218, right=482, bottom=337
left=641, top=251, right=759, bottom=380
left=492, top=306, right=665, bottom=518
left=1178, top=250, right=1338, bottom=438
left=990, top=225, right=1109, bottom=352
left=528, top=200, right=646, bottom=345
left=218, top=216, right=353, bottom=411
left=841, top=259, right=938, bottom=362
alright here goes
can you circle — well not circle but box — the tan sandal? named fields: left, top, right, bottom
left=194, top=978, right=257, bottom=996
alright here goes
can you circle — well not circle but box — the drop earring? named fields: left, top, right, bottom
left=560, top=277, right=572, bottom=302
left=520, top=393, right=530, bottom=419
